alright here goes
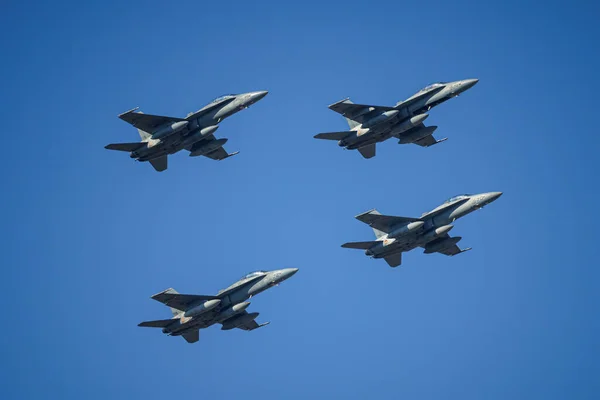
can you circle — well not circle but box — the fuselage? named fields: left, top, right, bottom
left=130, top=91, right=268, bottom=161
left=366, top=192, right=501, bottom=259
left=162, top=268, right=297, bottom=337
left=339, top=79, right=478, bottom=149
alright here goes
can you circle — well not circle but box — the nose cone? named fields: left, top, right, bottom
left=250, top=90, right=268, bottom=102
left=281, top=268, right=299, bottom=280
left=460, top=78, right=479, bottom=91
left=485, top=191, right=503, bottom=203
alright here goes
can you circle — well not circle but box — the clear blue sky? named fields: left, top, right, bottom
left=1, top=0, right=598, bottom=398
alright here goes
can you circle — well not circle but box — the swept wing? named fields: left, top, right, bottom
left=421, top=234, right=472, bottom=256
left=186, top=134, right=239, bottom=161
left=355, top=209, right=420, bottom=232
left=118, top=108, right=186, bottom=134
left=151, top=288, right=218, bottom=312
left=328, top=99, right=394, bottom=124
left=222, top=311, right=270, bottom=331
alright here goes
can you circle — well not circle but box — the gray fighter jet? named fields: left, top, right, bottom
left=105, top=91, right=268, bottom=172
left=138, top=268, right=298, bottom=343
left=315, top=79, right=478, bottom=158
left=342, top=192, right=502, bottom=267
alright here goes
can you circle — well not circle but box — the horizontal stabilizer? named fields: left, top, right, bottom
left=384, top=252, right=402, bottom=268
left=341, top=241, right=379, bottom=250
left=138, top=318, right=177, bottom=328
left=314, top=131, right=353, bottom=140
left=182, top=330, right=199, bottom=343
left=357, top=143, right=376, bottom=159
left=105, top=142, right=146, bottom=152
left=149, top=155, right=168, bottom=172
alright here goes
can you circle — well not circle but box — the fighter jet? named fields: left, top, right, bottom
left=314, top=79, right=478, bottom=159
left=138, top=268, right=298, bottom=343
left=105, top=91, right=268, bottom=172
left=342, top=192, right=502, bottom=267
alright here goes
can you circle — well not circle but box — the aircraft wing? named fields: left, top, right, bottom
left=355, top=209, right=420, bottom=232
left=384, top=253, right=402, bottom=267
left=151, top=288, right=218, bottom=312
left=181, top=330, right=199, bottom=343
left=413, top=133, right=448, bottom=147
left=421, top=234, right=472, bottom=257
left=435, top=244, right=464, bottom=256
left=398, top=123, right=447, bottom=148
left=222, top=311, right=270, bottom=331
left=118, top=108, right=186, bottom=133
left=328, top=99, right=394, bottom=124
left=186, top=135, right=239, bottom=161
left=203, top=147, right=239, bottom=161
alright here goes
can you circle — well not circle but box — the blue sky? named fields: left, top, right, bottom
left=1, top=0, right=599, bottom=398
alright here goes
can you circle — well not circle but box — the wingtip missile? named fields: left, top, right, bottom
left=426, top=137, right=448, bottom=147
left=219, top=151, right=239, bottom=161
left=328, top=97, right=352, bottom=108
left=117, top=106, right=140, bottom=117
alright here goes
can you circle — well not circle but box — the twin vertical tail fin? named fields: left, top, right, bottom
left=361, top=209, right=387, bottom=239
left=138, top=128, right=151, bottom=141
left=158, top=288, right=184, bottom=317
left=345, top=117, right=359, bottom=130
left=343, top=100, right=361, bottom=129
left=135, top=112, right=153, bottom=141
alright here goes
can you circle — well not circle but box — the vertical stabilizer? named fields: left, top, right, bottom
left=345, top=117, right=360, bottom=130
left=161, top=288, right=183, bottom=317
left=341, top=99, right=360, bottom=129
left=366, top=210, right=387, bottom=239
left=355, top=209, right=387, bottom=239
left=134, top=111, right=152, bottom=141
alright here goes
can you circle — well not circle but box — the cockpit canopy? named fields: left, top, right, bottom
left=210, top=94, right=235, bottom=104
left=419, top=82, right=446, bottom=93
left=241, top=270, right=267, bottom=280
left=445, top=194, right=471, bottom=204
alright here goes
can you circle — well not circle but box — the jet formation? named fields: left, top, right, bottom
left=342, top=192, right=502, bottom=267
left=314, top=79, right=478, bottom=158
left=105, top=91, right=268, bottom=172
left=139, top=268, right=298, bottom=343
left=123, top=79, right=504, bottom=344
